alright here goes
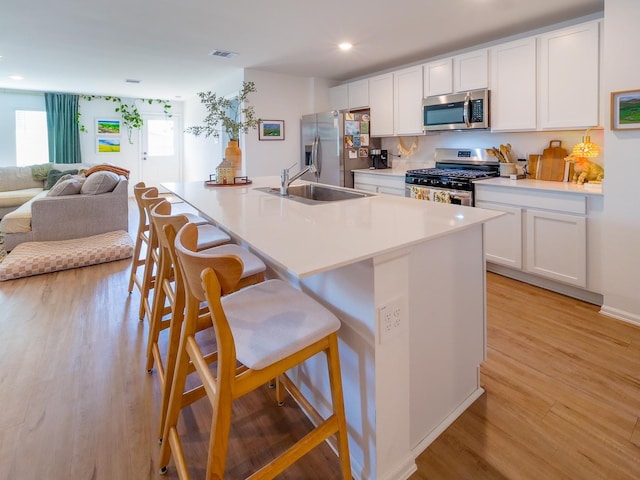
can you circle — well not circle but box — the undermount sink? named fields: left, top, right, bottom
left=256, top=183, right=374, bottom=204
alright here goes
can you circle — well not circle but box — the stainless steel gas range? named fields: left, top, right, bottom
left=405, top=148, right=500, bottom=206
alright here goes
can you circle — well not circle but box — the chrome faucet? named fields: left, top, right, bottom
left=280, top=162, right=317, bottom=196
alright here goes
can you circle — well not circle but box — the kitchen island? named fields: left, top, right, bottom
left=163, top=177, right=502, bottom=480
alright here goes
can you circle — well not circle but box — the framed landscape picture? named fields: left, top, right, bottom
left=96, top=137, right=121, bottom=153
left=258, top=120, right=285, bottom=140
left=96, top=118, right=121, bottom=135
left=611, top=90, right=640, bottom=130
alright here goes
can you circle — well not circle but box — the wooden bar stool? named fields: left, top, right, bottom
left=137, top=189, right=230, bottom=322
left=128, top=182, right=154, bottom=295
left=147, top=203, right=266, bottom=440
left=159, top=222, right=352, bottom=479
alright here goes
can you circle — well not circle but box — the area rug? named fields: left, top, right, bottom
left=0, top=230, right=133, bottom=281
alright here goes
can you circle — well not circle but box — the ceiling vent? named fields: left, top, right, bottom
left=125, top=79, right=141, bottom=84
left=209, top=49, right=238, bottom=59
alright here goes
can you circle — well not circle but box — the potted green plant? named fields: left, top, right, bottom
left=185, top=81, right=259, bottom=171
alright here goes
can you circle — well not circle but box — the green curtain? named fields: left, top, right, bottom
left=45, top=92, right=81, bottom=164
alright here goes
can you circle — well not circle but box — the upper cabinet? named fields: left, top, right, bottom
left=490, top=36, right=537, bottom=131
left=368, top=73, right=394, bottom=136
left=453, top=48, right=489, bottom=92
left=423, top=58, right=453, bottom=96
left=423, top=49, right=488, bottom=97
left=333, top=19, right=601, bottom=134
left=538, top=21, right=600, bottom=130
left=394, top=66, right=423, bottom=135
left=328, top=80, right=369, bottom=111
left=329, top=84, right=348, bottom=111
left=348, top=80, right=369, bottom=110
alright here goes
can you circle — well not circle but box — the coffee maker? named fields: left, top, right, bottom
left=370, top=149, right=389, bottom=169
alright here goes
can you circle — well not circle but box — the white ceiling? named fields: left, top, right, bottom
left=0, top=0, right=603, bottom=100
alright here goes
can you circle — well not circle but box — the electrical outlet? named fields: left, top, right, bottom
left=378, top=297, right=403, bottom=344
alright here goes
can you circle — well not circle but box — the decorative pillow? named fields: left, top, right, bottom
left=30, top=163, right=53, bottom=181
left=45, top=169, right=78, bottom=189
left=80, top=170, right=120, bottom=195
left=47, top=178, right=84, bottom=196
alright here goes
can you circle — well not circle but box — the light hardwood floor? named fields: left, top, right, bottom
left=1, top=201, right=639, bottom=479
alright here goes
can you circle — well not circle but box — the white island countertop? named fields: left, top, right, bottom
left=163, top=177, right=502, bottom=278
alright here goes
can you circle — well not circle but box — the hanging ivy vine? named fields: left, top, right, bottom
left=76, top=95, right=172, bottom=144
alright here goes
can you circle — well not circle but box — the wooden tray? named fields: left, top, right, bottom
left=204, top=176, right=252, bottom=187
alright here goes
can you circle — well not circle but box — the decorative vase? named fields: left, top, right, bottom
left=225, top=140, right=242, bottom=172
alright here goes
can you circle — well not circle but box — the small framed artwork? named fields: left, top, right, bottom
left=96, top=137, right=121, bottom=153
left=258, top=120, right=285, bottom=140
left=611, top=90, right=640, bottom=130
left=96, top=118, right=121, bottom=135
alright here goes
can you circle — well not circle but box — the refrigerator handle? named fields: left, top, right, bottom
left=312, top=135, right=320, bottom=180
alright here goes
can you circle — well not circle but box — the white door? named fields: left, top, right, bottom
left=141, top=114, right=182, bottom=191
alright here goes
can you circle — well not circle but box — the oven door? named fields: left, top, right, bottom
left=406, top=184, right=472, bottom=206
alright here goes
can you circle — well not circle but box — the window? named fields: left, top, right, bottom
left=15, top=110, right=49, bottom=166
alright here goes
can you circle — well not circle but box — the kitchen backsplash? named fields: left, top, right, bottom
left=381, top=129, right=605, bottom=170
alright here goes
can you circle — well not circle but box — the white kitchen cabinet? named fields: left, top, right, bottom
left=490, top=37, right=537, bottom=131
left=422, top=49, right=488, bottom=97
left=329, top=81, right=369, bottom=111
left=475, top=181, right=595, bottom=292
left=454, top=48, right=489, bottom=92
left=353, top=171, right=406, bottom=196
left=539, top=20, right=600, bottom=129
left=329, top=84, right=348, bottom=111
left=394, top=66, right=423, bottom=135
left=348, top=80, right=369, bottom=110
left=368, top=73, right=394, bottom=136
left=423, top=58, right=453, bottom=96
left=525, top=209, right=586, bottom=287
left=475, top=202, right=523, bottom=269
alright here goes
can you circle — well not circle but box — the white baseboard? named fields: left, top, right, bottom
left=599, top=305, right=640, bottom=327
left=487, top=263, right=603, bottom=305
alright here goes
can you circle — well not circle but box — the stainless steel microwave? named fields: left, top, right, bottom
left=422, top=89, right=490, bottom=132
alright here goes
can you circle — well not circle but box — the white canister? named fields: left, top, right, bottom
left=499, top=163, right=517, bottom=177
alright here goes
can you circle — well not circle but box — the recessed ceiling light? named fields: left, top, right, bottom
left=9, top=75, right=23, bottom=81
left=338, top=42, right=353, bottom=51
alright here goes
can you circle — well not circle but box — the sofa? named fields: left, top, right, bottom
left=0, top=163, right=129, bottom=252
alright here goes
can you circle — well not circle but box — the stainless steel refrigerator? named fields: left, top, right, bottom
left=300, top=110, right=379, bottom=188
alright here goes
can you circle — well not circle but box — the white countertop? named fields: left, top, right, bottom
left=475, top=177, right=603, bottom=196
left=163, top=177, right=502, bottom=278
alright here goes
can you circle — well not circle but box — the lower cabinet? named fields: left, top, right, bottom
left=476, top=184, right=593, bottom=289
left=525, top=209, right=586, bottom=287
left=475, top=202, right=523, bottom=269
left=353, top=171, right=406, bottom=197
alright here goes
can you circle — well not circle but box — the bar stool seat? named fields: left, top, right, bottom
left=200, top=243, right=266, bottom=278
left=183, top=212, right=209, bottom=226
left=194, top=224, right=231, bottom=250
left=222, top=279, right=340, bottom=369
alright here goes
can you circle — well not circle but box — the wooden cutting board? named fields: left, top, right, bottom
left=528, top=154, right=540, bottom=179
left=537, top=140, right=567, bottom=181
